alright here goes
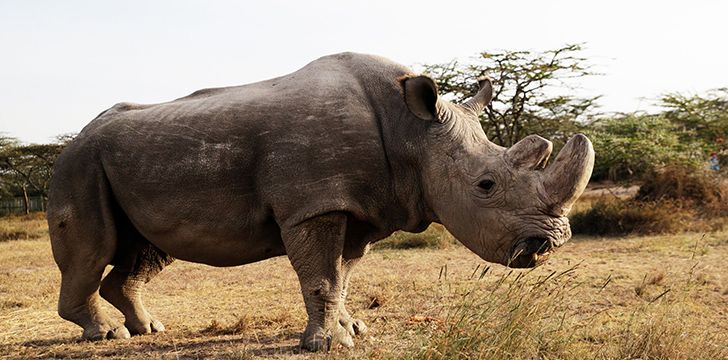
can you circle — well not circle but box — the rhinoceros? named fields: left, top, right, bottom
left=47, top=52, right=594, bottom=351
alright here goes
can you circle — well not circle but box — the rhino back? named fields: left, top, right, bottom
left=67, top=53, right=416, bottom=264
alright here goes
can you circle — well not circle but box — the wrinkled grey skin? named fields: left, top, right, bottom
left=47, top=52, right=594, bottom=351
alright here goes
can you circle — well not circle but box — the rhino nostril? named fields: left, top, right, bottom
left=508, top=236, right=554, bottom=268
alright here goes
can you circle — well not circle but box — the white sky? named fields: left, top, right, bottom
left=1, top=0, right=726, bottom=144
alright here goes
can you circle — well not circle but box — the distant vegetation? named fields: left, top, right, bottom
left=422, top=44, right=597, bottom=149
left=0, top=134, right=73, bottom=214
left=374, top=224, right=456, bottom=250
left=585, top=89, right=728, bottom=182
left=571, top=165, right=727, bottom=236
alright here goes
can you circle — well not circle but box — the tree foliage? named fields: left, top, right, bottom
left=0, top=134, right=73, bottom=213
left=422, top=44, right=598, bottom=147
left=584, top=114, right=698, bottom=181
left=586, top=89, right=728, bottom=181
left=660, top=88, right=728, bottom=154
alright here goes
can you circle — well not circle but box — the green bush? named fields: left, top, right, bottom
left=585, top=114, right=699, bottom=182
left=374, top=224, right=457, bottom=250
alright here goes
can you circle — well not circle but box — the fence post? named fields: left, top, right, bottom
left=22, top=185, right=30, bottom=215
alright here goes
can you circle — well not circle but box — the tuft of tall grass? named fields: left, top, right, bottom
left=414, top=264, right=728, bottom=360
left=612, top=302, right=727, bottom=359
left=416, top=266, right=582, bottom=359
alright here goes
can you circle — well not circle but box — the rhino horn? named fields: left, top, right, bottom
left=462, top=77, right=493, bottom=115
left=505, top=135, right=553, bottom=170
left=542, top=134, right=595, bottom=215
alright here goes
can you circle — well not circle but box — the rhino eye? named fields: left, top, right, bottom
left=477, top=179, right=495, bottom=192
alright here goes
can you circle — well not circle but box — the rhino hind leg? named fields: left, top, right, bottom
left=49, top=171, right=130, bottom=341
left=100, top=226, right=174, bottom=336
left=57, top=265, right=131, bottom=341
left=283, top=212, right=354, bottom=352
left=338, top=249, right=369, bottom=337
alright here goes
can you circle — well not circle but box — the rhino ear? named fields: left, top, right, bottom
left=402, top=75, right=440, bottom=122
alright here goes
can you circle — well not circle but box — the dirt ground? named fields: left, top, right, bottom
left=1, top=222, right=727, bottom=359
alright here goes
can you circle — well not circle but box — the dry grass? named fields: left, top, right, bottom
left=569, top=198, right=719, bottom=236
left=573, top=169, right=728, bottom=236
left=1, top=216, right=728, bottom=359
left=637, top=165, right=728, bottom=216
left=415, top=253, right=727, bottom=360
left=0, top=213, right=47, bottom=242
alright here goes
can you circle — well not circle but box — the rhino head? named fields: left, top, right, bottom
left=402, top=75, right=594, bottom=268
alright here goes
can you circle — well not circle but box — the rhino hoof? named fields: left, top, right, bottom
left=300, top=325, right=354, bottom=352
left=339, top=317, right=368, bottom=337
left=151, top=319, right=166, bottom=333
left=300, top=333, right=332, bottom=352
left=83, top=325, right=131, bottom=341
left=126, top=318, right=166, bottom=335
left=352, top=319, right=368, bottom=335
left=334, top=326, right=355, bottom=349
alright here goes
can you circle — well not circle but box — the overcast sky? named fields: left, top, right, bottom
left=1, top=0, right=726, bottom=144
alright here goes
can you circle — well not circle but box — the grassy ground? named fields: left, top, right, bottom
left=1, top=216, right=727, bottom=359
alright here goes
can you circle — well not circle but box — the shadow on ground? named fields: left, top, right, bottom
left=10, top=330, right=305, bottom=359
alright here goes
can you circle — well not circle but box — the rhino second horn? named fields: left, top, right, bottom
left=462, top=76, right=494, bottom=115
left=505, top=135, right=553, bottom=170
left=542, top=134, right=595, bottom=215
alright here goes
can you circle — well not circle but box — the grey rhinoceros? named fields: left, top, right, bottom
left=47, top=52, right=594, bottom=351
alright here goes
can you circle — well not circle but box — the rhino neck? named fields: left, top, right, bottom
left=371, top=105, right=439, bottom=234
left=344, top=57, right=438, bottom=234
left=382, top=119, right=438, bottom=233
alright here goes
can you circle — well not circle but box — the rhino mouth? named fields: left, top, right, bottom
left=507, top=237, right=554, bottom=268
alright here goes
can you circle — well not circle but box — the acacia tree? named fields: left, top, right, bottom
left=660, top=88, right=728, bottom=155
left=421, top=44, right=599, bottom=147
left=0, top=137, right=20, bottom=204
left=0, top=135, right=70, bottom=213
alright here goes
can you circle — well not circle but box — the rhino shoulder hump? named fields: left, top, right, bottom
left=176, top=86, right=238, bottom=100
left=109, top=102, right=150, bottom=112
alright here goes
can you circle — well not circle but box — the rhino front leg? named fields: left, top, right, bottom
left=283, top=213, right=353, bottom=352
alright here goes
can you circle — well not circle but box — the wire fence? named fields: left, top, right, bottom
left=0, top=196, right=46, bottom=216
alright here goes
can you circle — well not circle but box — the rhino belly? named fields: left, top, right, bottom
left=115, top=189, right=286, bottom=266
left=138, top=211, right=287, bottom=267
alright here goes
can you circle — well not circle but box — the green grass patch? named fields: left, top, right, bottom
left=374, top=224, right=457, bottom=250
